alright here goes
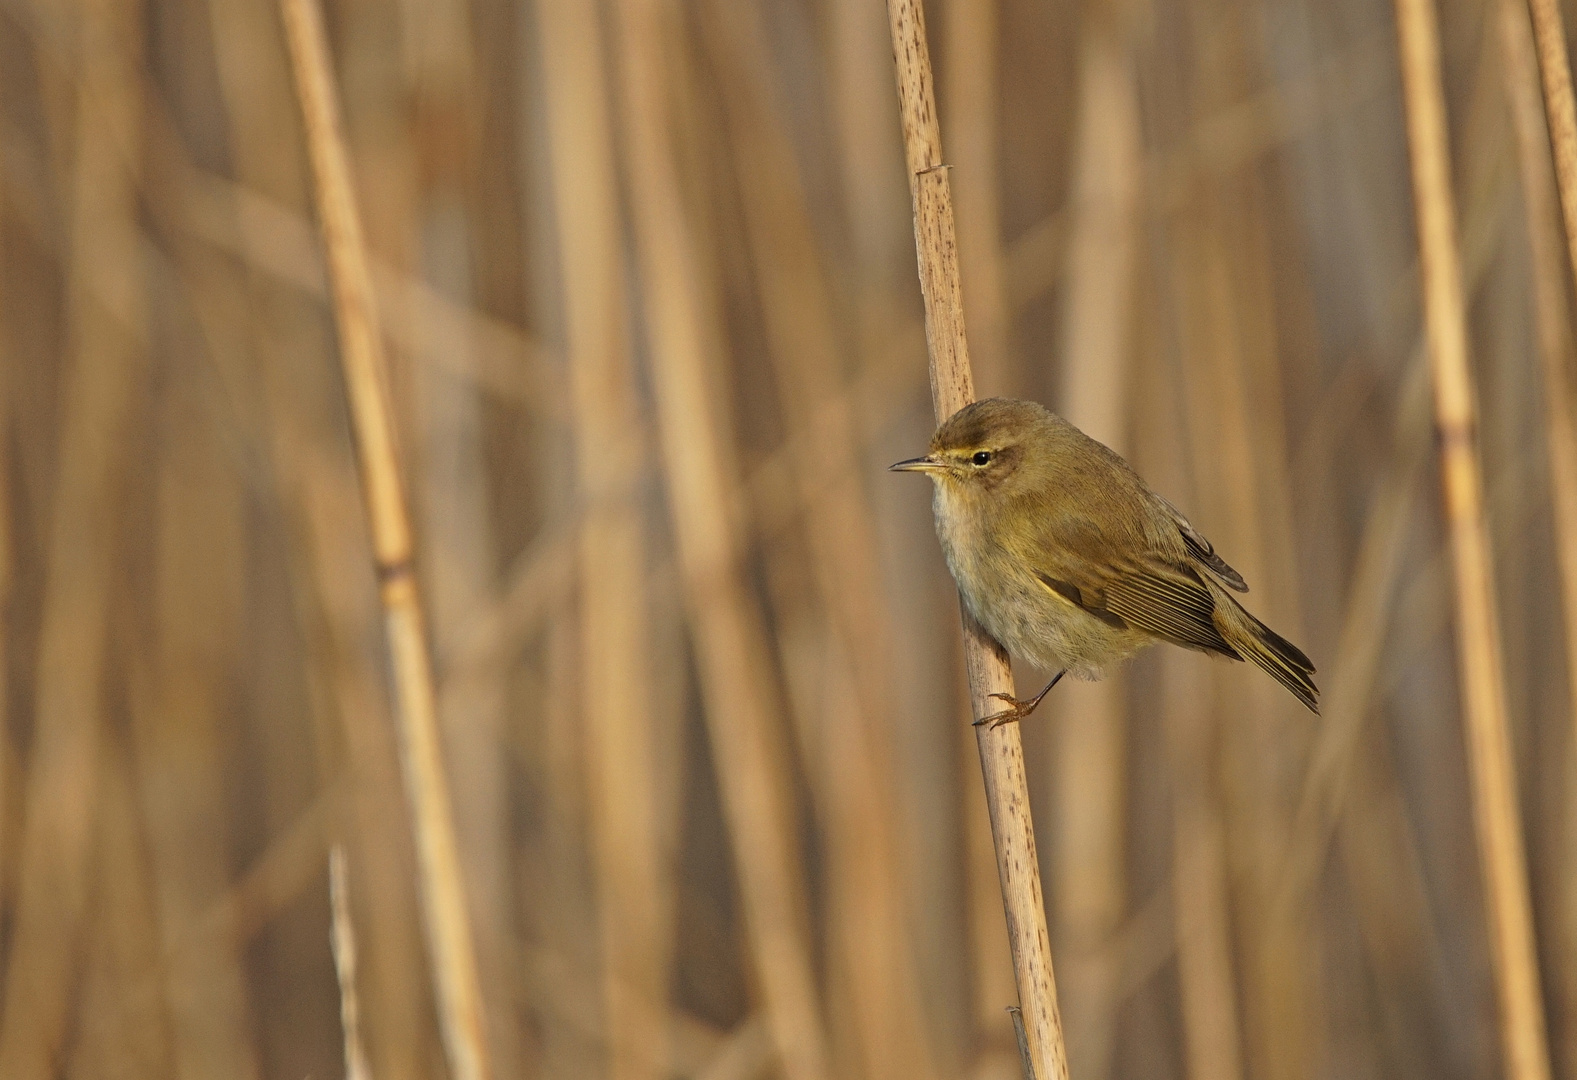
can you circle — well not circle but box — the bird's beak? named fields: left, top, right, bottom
left=889, top=455, right=947, bottom=474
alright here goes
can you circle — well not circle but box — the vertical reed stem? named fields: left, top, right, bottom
left=536, top=0, right=670, bottom=1074
left=1165, top=653, right=1245, bottom=1080
left=1053, top=19, right=1140, bottom=1077
left=886, top=2, right=1069, bottom=1077
left=1392, top=0, right=1551, bottom=1076
left=1525, top=0, right=1577, bottom=293
left=700, top=5, right=940, bottom=1075
left=330, top=846, right=372, bottom=1080
left=609, top=1, right=832, bottom=1077
left=943, top=0, right=1014, bottom=395
left=1499, top=1, right=1577, bottom=1065
left=278, top=4, right=491, bottom=1079
left=0, top=0, right=144, bottom=1070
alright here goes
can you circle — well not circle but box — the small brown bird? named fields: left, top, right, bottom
left=891, top=398, right=1318, bottom=726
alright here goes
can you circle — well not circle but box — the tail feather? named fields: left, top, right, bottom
left=1243, top=616, right=1319, bottom=713
left=1215, top=593, right=1319, bottom=713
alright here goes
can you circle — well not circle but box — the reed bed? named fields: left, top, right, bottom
left=1394, top=0, right=1550, bottom=1077
left=1, top=0, right=1574, bottom=1077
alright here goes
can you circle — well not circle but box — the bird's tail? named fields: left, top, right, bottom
left=1218, top=596, right=1320, bottom=713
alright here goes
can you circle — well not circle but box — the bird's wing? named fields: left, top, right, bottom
left=1100, top=566, right=1240, bottom=657
left=1025, top=512, right=1242, bottom=658
left=1154, top=496, right=1248, bottom=592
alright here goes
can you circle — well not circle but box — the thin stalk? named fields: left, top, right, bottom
left=1498, top=2, right=1577, bottom=1069
left=397, top=5, right=523, bottom=1074
left=1393, top=0, right=1552, bottom=1077
left=1165, top=32, right=1322, bottom=1058
left=943, top=0, right=1015, bottom=396
left=330, top=847, right=373, bottom=1080
left=1276, top=348, right=1454, bottom=1075
left=1276, top=77, right=1536, bottom=938
left=961, top=688, right=1020, bottom=1069
left=158, top=122, right=432, bottom=1080
left=1164, top=650, right=1245, bottom=1080
left=886, top=2, right=1069, bottom=1078
left=1135, top=309, right=1244, bottom=1080
left=532, top=602, right=600, bottom=1079
left=700, top=4, right=939, bottom=1077
left=1168, top=196, right=1320, bottom=1080
left=158, top=183, right=433, bottom=1080
left=608, top=1, right=832, bottom=1077
left=0, top=0, right=146, bottom=1070
left=1052, top=18, right=1141, bottom=1079
left=68, top=749, right=173, bottom=1076
left=137, top=339, right=260, bottom=1080
left=1337, top=727, right=1453, bottom=1076
left=1526, top=0, right=1577, bottom=299
left=536, top=0, right=671, bottom=1076
left=278, top=4, right=491, bottom=1080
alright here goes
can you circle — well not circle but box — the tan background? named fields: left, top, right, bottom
left=0, top=0, right=1571, bottom=1077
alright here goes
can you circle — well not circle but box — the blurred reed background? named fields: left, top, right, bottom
left=1, top=0, right=1575, bottom=1076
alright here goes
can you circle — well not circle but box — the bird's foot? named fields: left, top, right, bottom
left=971, top=671, right=1066, bottom=730
left=974, top=693, right=1036, bottom=729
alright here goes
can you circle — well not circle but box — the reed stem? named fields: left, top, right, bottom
left=0, top=0, right=145, bottom=1070
left=329, top=846, right=372, bottom=1080
left=1525, top=0, right=1577, bottom=296
left=1052, top=21, right=1141, bottom=1077
left=278, top=3, right=492, bottom=1079
left=1392, top=0, right=1551, bottom=1075
left=886, top=2, right=1069, bottom=1077
left=1499, top=2, right=1577, bottom=1064
left=608, top=1, right=833, bottom=1076
left=536, top=0, right=671, bottom=1074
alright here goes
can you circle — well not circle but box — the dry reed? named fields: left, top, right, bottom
left=278, top=3, right=492, bottom=1080
left=1134, top=321, right=1246, bottom=1080
left=963, top=709, right=1022, bottom=1075
left=1164, top=652, right=1245, bottom=1080
left=887, top=2, right=1069, bottom=1078
left=536, top=0, right=672, bottom=1075
left=0, top=0, right=145, bottom=1072
left=609, top=0, right=832, bottom=1077
left=1498, top=1, right=1577, bottom=1067
left=1526, top=0, right=1577, bottom=296
left=701, top=4, right=940, bottom=1075
left=140, top=317, right=258, bottom=1080
left=72, top=751, right=170, bottom=1076
left=330, top=846, right=372, bottom=1080
left=944, top=0, right=1016, bottom=397
left=1050, top=14, right=1141, bottom=1078
left=154, top=115, right=433, bottom=1077
left=1393, top=0, right=1552, bottom=1077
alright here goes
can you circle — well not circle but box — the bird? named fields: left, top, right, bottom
left=890, top=397, right=1318, bottom=726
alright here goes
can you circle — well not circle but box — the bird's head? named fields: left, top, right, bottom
left=889, top=398, right=1048, bottom=499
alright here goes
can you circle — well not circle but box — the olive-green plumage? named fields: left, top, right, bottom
left=892, top=398, right=1318, bottom=715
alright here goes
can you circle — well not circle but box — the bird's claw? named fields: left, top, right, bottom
left=974, top=692, right=1033, bottom=729
left=971, top=673, right=1066, bottom=729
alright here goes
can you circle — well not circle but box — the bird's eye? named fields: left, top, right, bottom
left=972, top=451, right=993, bottom=466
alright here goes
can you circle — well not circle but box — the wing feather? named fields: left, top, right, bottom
left=1020, top=508, right=1240, bottom=657
left=1104, top=566, right=1241, bottom=657
left=1036, top=574, right=1129, bottom=629
left=1154, top=496, right=1249, bottom=591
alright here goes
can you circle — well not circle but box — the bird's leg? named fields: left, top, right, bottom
left=973, top=671, right=1066, bottom=729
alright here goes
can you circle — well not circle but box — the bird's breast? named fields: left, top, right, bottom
left=932, top=485, right=1148, bottom=675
